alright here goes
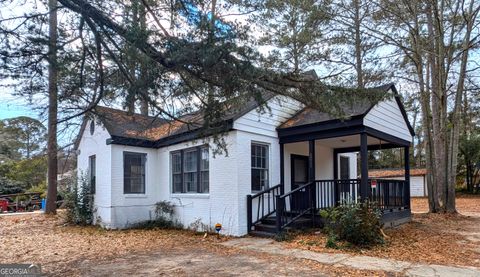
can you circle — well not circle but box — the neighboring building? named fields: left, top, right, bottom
left=75, top=83, right=415, bottom=236
left=369, top=168, right=427, bottom=197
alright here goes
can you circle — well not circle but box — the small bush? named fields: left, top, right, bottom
left=0, top=176, right=24, bottom=194
left=320, top=200, right=384, bottom=248
left=63, top=174, right=95, bottom=225
left=188, top=218, right=213, bottom=233
left=131, top=201, right=182, bottom=229
left=325, top=234, right=339, bottom=249
left=27, top=181, right=47, bottom=198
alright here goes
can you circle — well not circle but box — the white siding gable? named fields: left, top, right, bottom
left=233, top=95, right=304, bottom=137
left=363, top=93, right=412, bottom=142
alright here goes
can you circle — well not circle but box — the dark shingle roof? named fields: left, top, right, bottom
left=93, top=106, right=204, bottom=141
left=74, top=92, right=276, bottom=148
left=278, top=83, right=395, bottom=129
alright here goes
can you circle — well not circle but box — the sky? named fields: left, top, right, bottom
left=0, top=91, right=39, bottom=120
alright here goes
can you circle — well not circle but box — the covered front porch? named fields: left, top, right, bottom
left=247, top=90, right=415, bottom=234
left=248, top=133, right=411, bottom=235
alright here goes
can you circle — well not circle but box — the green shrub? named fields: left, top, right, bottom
left=320, top=200, right=384, bottom=248
left=0, top=176, right=24, bottom=194
left=63, top=174, right=95, bottom=225
left=130, top=201, right=183, bottom=229
left=26, top=181, right=47, bottom=198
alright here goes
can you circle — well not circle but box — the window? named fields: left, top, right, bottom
left=89, top=120, right=95, bottom=135
left=124, top=152, right=146, bottom=194
left=171, top=146, right=209, bottom=193
left=251, top=143, right=269, bottom=191
left=340, top=156, right=350, bottom=180
left=88, top=155, right=96, bottom=194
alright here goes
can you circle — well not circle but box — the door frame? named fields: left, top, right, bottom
left=290, top=154, right=310, bottom=189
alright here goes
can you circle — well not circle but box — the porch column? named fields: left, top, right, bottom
left=308, top=140, right=315, bottom=182
left=404, top=146, right=411, bottom=209
left=333, top=149, right=340, bottom=206
left=333, top=149, right=338, bottom=180
left=309, top=140, right=316, bottom=223
left=360, top=133, right=369, bottom=200
left=280, top=142, right=285, bottom=194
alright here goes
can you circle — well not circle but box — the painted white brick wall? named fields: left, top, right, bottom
left=102, top=132, right=244, bottom=235
left=236, top=130, right=281, bottom=235
left=77, top=119, right=112, bottom=226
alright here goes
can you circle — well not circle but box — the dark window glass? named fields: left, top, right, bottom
left=171, top=146, right=209, bottom=193
left=124, top=152, right=146, bottom=194
left=340, top=156, right=350, bottom=180
left=89, top=155, right=96, bottom=194
left=199, top=147, right=209, bottom=193
left=251, top=143, right=269, bottom=191
left=172, top=152, right=183, bottom=193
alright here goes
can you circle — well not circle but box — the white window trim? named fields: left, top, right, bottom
left=251, top=141, right=271, bottom=193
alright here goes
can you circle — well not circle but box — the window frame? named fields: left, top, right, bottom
left=123, top=151, right=147, bottom=194
left=251, top=142, right=270, bottom=192
left=170, top=145, right=209, bottom=194
left=88, top=155, right=96, bottom=194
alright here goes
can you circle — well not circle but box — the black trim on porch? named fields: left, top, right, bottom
left=249, top=113, right=412, bottom=235
left=247, top=178, right=411, bottom=235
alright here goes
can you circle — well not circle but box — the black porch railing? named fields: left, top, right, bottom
left=247, top=184, right=283, bottom=231
left=370, top=179, right=408, bottom=211
left=247, top=179, right=409, bottom=233
left=275, top=181, right=315, bottom=231
left=316, top=179, right=361, bottom=208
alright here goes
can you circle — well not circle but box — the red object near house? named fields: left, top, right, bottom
left=0, top=199, right=8, bottom=212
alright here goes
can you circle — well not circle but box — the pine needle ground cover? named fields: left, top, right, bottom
left=0, top=212, right=383, bottom=276
left=285, top=196, right=480, bottom=268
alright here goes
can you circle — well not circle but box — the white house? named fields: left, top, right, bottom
left=75, top=83, right=415, bottom=236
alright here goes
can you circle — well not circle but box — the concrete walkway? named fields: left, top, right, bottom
left=0, top=210, right=44, bottom=217
left=221, top=238, right=480, bottom=277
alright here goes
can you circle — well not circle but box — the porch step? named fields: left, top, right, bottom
left=260, top=216, right=277, bottom=225
left=249, top=214, right=316, bottom=237
left=254, top=223, right=277, bottom=233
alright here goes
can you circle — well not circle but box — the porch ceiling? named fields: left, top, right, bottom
left=316, top=135, right=390, bottom=149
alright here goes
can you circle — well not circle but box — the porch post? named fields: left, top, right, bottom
left=280, top=142, right=285, bottom=189
left=309, top=140, right=316, bottom=225
left=333, top=149, right=340, bottom=206
left=333, top=149, right=338, bottom=180
left=308, top=140, right=315, bottom=182
left=360, top=133, right=369, bottom=201
left=404, top=146, right=411, bottom=209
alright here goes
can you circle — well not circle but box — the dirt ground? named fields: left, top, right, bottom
left=287, top=196, right=480, bottom=268
left=411, top=194, right=480, bottom=214
left=0, top=196, right=478, bottom=276
left=0, top=213, right=382, bottom=276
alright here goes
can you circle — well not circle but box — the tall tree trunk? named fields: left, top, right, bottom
left=353, top=0, right=364, bottom=88
left=126, top=0, right=139, bottom=114
left=447, top=0, right=476, bottom=212
left=139, top=3, right=148, bottom=115
left=46, top=0, right=58, bottom=214
left=427, top=0, right=447, bottom=211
